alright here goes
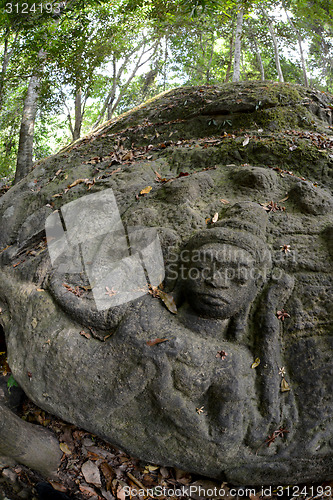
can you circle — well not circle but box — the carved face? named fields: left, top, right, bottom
left=183, top=243, right=257, bottom=319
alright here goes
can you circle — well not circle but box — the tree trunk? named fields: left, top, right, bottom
left=107, top=98, right=115, bottom=121
left=206, top=40, right=214, bottom=84
left=232, top=8, right=244, bottom=82
left=295, top=33, right=308, bottom=86
left=73, top=87, right=82, bottom=141
left=14, top=74, right=40, bottom=184
left=264, top=12, right=284, bottom=83
left=252, top=34, right=265, bottom=81
left=0, top=34, right=9, bottom=109
left=0, top=30, right=19, bottom=112
left=107, top=40, right=160, bottom=121
left=225, top=33, right=234, bottom=83
left=163, top=36, right=168, bottom=91
left=93, top=57, right=120, bottom=129
left=0, top=402, right=62, bottom=478
left=282, top=1, right=308, bottom=86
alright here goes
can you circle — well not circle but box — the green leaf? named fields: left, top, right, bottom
left=7, top=374, right=18, bottom=394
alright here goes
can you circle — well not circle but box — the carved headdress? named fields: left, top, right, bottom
left=185, top=202, right=272, bottom=271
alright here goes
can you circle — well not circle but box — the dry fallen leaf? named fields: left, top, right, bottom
left=80, top=330, right=91, bottom=339
left=68, top=178, right=89, bottom=189
left=116, top=486, right=127, bottom=500
left=158, top=290, right=177, bottom=314
left=59, top=442, right=72, bottom=455
left=281, top=378, right=291, bottom=392
left=143, top=465, right=159, bottom=474
left=155, top=170, right=168, bottom=183
left=146, top=338, right=168, bottom=346
left=160, top=467, right=169, bottom=478
left=85, top=178, right=95, bottom=190
left=140, top=186, right=152, bottom=195
left=242, top=136, right=250, bottom=146
left=79, top=484, right=97, bottom=497
left=49, top=481, right=68, bottom=493
left=122, top=150, right=134, bottom=161
left=100, top=462, right=116, bottom=491
left=81, top=460, right=102, bottom=487
left=251, top=357, right=261, bottom=369
left=220, top=198, right=230, bottom=204
left=212, top=212, right=219, bottom=223
left=249, top=493, right=261, bottom=500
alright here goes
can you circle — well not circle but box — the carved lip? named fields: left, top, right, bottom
left=199, top=292, right=230, bottom=304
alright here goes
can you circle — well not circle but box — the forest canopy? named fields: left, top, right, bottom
left=0, top=0, right=332, bottom=181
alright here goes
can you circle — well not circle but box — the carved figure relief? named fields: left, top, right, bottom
left=0, top=83, right=332, bottom=485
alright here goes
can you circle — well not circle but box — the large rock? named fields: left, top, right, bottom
left=0, top=81, right=332, bottom=485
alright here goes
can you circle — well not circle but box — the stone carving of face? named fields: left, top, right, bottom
left=183, top=243, right=257, bottom=319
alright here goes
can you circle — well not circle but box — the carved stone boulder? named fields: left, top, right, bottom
left=0, top=81, right=332, bottom=485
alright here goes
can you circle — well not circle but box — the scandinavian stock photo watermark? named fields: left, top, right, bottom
left=122, top=484, right=333, bottom=498
left=45, top=188, right=165, bottom=310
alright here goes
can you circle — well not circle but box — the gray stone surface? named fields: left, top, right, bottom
left=0, top=81, right=332, bottom=485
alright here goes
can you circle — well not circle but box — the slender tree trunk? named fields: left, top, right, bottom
left=232, top=8, right=244, bottom=82
left=252, top=34, right=265, bottom=80
left=0, top=33, right=9, bottom=108
left=268, top=21, right=284, bottom=82
left=163, top=36, right=168, bottom=91
left=263, top=11, right=284, bottom=82
left=107, top=40, right=160, bottom=118
left=107, top=99, right=115, bottom=121
left=14, top=74, right=40, bottom=184
left=0, top=30, right=19, bottom=111
left=73, top=86, right=82, bottom=141
left=93, top=58, right=117, bottom=128
left=295, top=33, right=308, bottom=86
left=206, top=40, right=214, bottom=84
left=95, top=40, right=160, bottom=125
left=0, top=403, right=62, bottom=477
left=282, top=1, right=308, bottom=86
left=225, top=33, right=234, bottom=82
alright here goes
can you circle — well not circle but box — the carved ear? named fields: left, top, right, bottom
left=267, top=271, right=295, bottom=307
left=228, top=302, right=252, bottom=342
left=252, top=264, right=271, bottom=289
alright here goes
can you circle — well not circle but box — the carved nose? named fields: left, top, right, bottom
left=205, top=271, right=229, bottom=288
